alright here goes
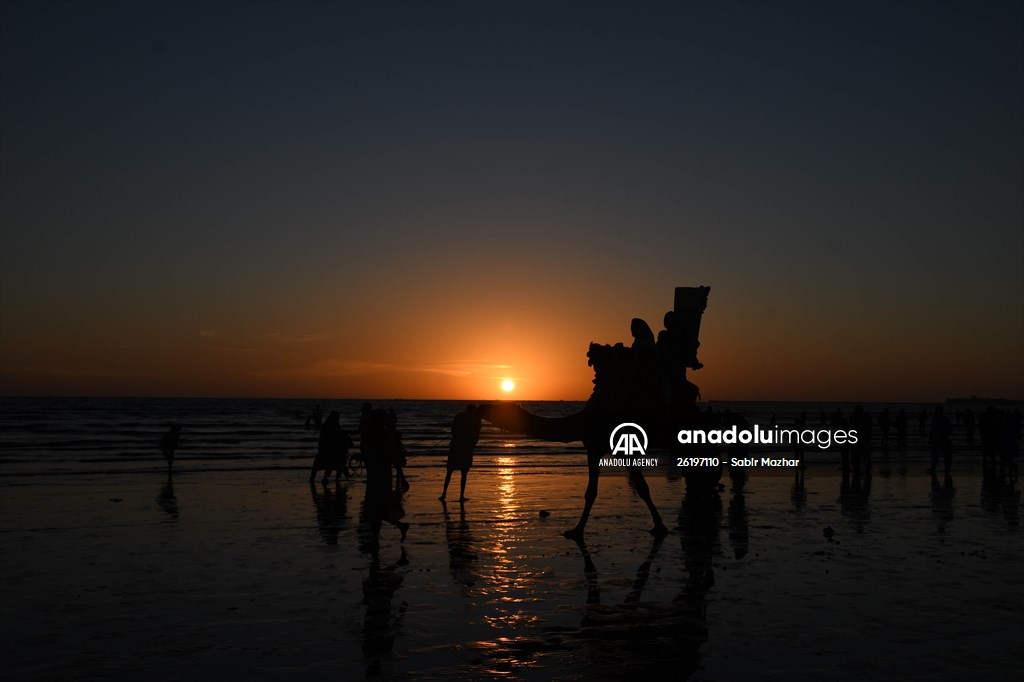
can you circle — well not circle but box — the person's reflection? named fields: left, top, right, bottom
left=670, top=479, right=719, bottom=678
left=981, top=463, right=1020, bottom=529
left=157, top=479, right=179, bottom=522
left=310, top=481, right=348, bottom=546
left=791, top=465, right=807, bottom=510
left=442, top=501, right=479, bottom=588
left=929, top=472, right=956, bottom=534
left=839, top=470, right=872, bottom=533
left=677, top=479, right=720, bottom=601
left=728, top=480, right=749, bottom=560
left=361, top=550, right=408, bottom=676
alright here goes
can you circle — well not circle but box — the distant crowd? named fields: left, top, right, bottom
left=717, top=405, right=1021, bottom=478
left=155, top=400, right=1019, bottom=555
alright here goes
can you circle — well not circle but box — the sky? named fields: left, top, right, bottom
left=1, top=0, right=1022, bottom=401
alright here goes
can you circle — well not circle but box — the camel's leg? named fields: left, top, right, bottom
left=628, top=467, right=669, bottom=537
left=564, top=450, right=601, bottom=539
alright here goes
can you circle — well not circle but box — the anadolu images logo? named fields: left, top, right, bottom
left=610, top=423, right=648, bottom=456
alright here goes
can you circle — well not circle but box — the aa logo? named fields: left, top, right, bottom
left=610, top=423, right=648, bottom=456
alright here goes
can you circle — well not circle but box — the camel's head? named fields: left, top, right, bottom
left=587, top=342, right=625, bottom=369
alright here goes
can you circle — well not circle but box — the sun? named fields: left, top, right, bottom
left=501, top=379, right=515, bottom=393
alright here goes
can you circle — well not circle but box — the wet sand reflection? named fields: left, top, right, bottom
left=157, top=479, right=179, bottom=522
left=309, top=481, right=348, bottom=546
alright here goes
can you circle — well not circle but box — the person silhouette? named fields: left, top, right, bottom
left=657, top=311, right=690, bottom=407
left=851, top=406, right=873, bottom=473
left=963, top=408, right=976, bottom=443
left=630, top=317, right=657, bottom=352
left=895, top=409, right=908, bottom=447
left=878, top=408, right=891, bottom=449
left=792, top=413, right=806, bottom=471
left=980, top=407, right=1000, bottom=465
left=832, top=410, right=850, bottom=472
left=791, top=463, right=807, bottom=509
left=361, top=408, right=409, bottom=552
left=998, top=410, right=1020, bottom=479
left=385, top=407, right=409, bottom=493
left=839, top=468, right=872, bottom=533
left=304, top=404, right=323, bottom=430
left=159, top=424, right=181, bottom=477
left=631, top=317, right=667, bottom=408
left=359, top=401, right=373, bottom=461
left=309, top=411, right=353, bottom=483
left=441, top=405, right=481, bottom=502
left=928, top=406, right=953, bottom=474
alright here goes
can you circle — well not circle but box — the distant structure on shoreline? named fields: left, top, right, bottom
left=946, top=397, right=1024, bottom=408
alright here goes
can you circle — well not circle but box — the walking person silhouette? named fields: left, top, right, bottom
left=159, top=424, right=181, bottom=478
left=441, top=405, right=481, bottom=503
left=361, top=408, right=409, bottom=553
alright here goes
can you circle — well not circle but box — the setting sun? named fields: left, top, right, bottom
left=501, top=379, right=515, bottom=393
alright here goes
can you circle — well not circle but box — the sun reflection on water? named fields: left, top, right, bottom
left=477, top=455, right=541, bottom=632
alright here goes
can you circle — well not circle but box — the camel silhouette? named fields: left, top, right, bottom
left=478, top=287, right=714, bottom=539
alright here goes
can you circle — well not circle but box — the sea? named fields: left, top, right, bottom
left=0, top=397, right=989, bottom=478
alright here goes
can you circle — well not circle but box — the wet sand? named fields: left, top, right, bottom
left=1, top=464, right=1020, bottom=680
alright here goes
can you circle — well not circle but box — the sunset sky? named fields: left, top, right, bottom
left=1, top=1, right=1021, bottom=401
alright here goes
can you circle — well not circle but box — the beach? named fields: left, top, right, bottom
left=2, top=449, right=1020, bottom=680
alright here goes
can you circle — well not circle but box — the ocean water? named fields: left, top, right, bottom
left=0, top=397, right=988, bottom=478
left=0, top=398, right=586, bottom=477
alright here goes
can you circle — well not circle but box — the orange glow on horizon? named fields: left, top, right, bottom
left=1, top=280, right=1021, bottom=402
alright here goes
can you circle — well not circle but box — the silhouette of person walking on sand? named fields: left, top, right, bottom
left=310, top=410, right=353, bottom=483
left=441, top=404, right=481, bottom=502
left=159, top=424, right=181, bottom=477
left=361, top=408, right=410, bottom=552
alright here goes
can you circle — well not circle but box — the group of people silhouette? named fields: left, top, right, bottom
left=587, top=313, right=704, bottom=413
left=302, top=401, right=483, bottom=552
left=306, top=403, right=413, bottom=551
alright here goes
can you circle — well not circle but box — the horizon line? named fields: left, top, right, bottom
left=1, top=394, right=1020, bottom=405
